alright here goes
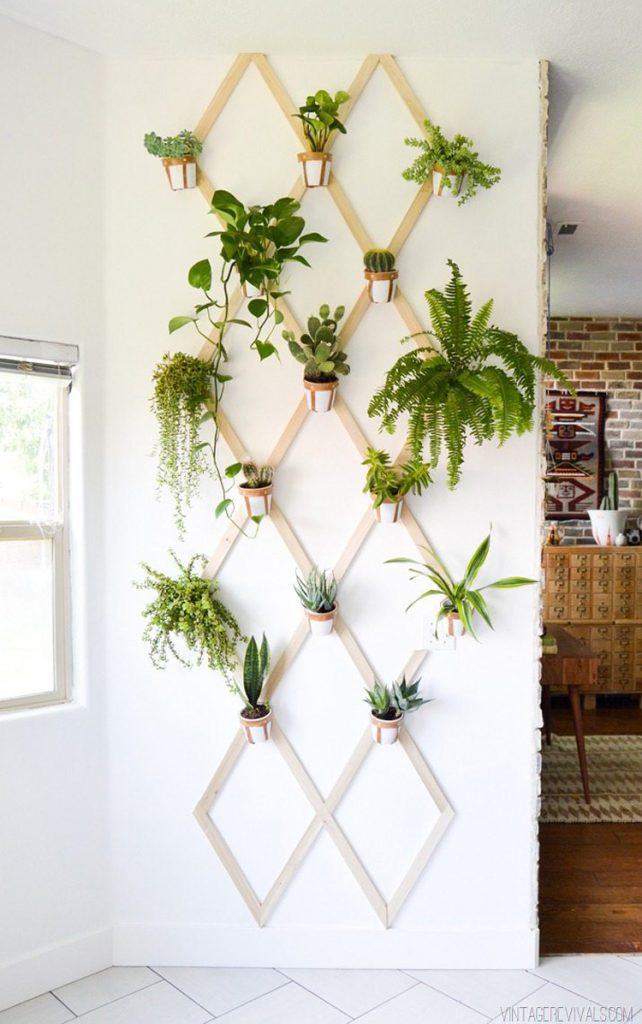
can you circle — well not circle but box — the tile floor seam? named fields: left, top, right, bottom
left=146, top=968, right=224, bottom=1017
left=206, top=980, right=305, bottom=1022
left=407, top=976, right=500, bottom=1019
left=349, top=980, right=427, bottom=1021
left=271, top=971, right=356, bottom=1019
left=524, top=974, right=622, bottom=1011
left=49, top=990, right=78, bottom=1017
left=62, top=978, right=163, bottom=1018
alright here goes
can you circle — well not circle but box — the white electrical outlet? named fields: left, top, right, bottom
left=417, top=617, right=456, bottom=651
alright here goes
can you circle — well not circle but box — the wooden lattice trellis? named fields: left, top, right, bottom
left=189, top=52, right=454, bottom=928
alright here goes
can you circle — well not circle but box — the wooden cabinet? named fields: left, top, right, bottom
left=544, top=546, right=642, bottom=693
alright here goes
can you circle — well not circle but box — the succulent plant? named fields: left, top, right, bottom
left=144, top=130, right=203, bottom=159
left=362, top=447, right=432, bottom=507
left=294, top=566, right=337, bottom=613
left=241, top=634, right=270, bottom=711
left=241, top=463, right=273, bottom=489
left=283, top=304, right=350, bottom=383
left=364, top=676, right=428, bottom=719
left=363, top=249, right=396, bottom=273
left=600, top=470, right=619, bottom=510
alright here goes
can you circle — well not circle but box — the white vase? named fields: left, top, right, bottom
left=370, top=712, right=403, bottom=745
left=364, top=271, right=398, bottom=303
left=304, top=378, right=338, bottom=412
left=432, top=166, right=466, bottom=200
left=240, top=708, right=272, bottom=744
left=162, top=157, right=197, bottom=190
left=373, top=497, right=403, bottom=523
left=306, top=606, right=337, bottom=636
left=242, top=281, right=263, bottom=299
left=298, top=152, right=332, bottom=187
left=239, top=484, right=273, bottom=518
left=588, top=509, right=628, bottom=546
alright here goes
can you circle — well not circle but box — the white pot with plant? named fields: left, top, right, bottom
left=588, top=471, right=627, bottom=546
left=365, top=677, right=429, bottom=745
left=363, top=249, right=398, bottom=303
left=294, top=89, right=350, bottom=188
left=237, top=463, right=274, bottom=518
left=362, top=447, right=432, bottom=524
left=402, top=118, right=501, bottom=206
left=295, top=566, right=338, bottom=636
left=143, top=130, right=202, bottom=190
left=283, top=303, right=350, bottom=412
left=238, top=635, right=272, bottom=744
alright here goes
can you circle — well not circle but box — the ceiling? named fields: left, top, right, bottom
left=1, top=0, right=640, bottom=314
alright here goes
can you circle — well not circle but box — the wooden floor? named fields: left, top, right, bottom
left=539, top=701, right=642, bottom=954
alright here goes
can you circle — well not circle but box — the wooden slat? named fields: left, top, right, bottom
left=332, top=396, right=370, bottom=458
left=387, top=182, right=432, bottom=255
left=252, top=53, right=306, bottom=146
left=193, top=53, right=254, bottom=139
left=333, top=509, right=374, bottom=581
left=327, top=178, right=373, bottom=254
left=379, top=54, right=427, bottom=129
left=335, top=617, right=376, bottom=686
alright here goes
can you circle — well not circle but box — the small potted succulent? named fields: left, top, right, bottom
left=588, top=471, right=627, bottom=546
left=295, top=566, right=338, bottom=636
left=365, top=677, right=428, bottom=745
left=362, top=447, right=432, bottom=523
left=387, top=531, right=536, bottom=639
left=294, top=89, right=350, bottom=187
left=237, top=463, right=274, bottom=518
left=363, top=249, right=398, bottom=304
left=143, top=129, right=203, bottom=190
left=283, top=304, right=349, bottom=412
left=239, top=634, right=272, bottom=744
left=402, top=119, right=501, bottom=205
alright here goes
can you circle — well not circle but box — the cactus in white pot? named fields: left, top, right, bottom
left=588, top=471, right=627, bottom=546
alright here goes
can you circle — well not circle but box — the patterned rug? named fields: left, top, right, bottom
left=541, top=734, right=642, bottom=823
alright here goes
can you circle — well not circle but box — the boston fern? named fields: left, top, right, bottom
left=368, top=260, right=572, bottom=488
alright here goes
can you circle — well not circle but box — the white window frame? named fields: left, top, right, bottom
left=0, top=335, right=77, bottom=712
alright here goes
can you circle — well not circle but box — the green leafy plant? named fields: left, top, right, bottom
left=363, top=249, right=396, bottom=273
left=294, top=90, right=350, bottom=152
left=368, top=260, right=573, bottom=488
left=239, top=463, right=273, bottom=488
left=143, top=130, right=203, bottom=159
left=241, top=634, right=270, bottom=714
left=364, top=677, right=428, bottom=720
left=402, top=118, right=501, bottom=205
left=136, top=552, right=245, bottom=685
left=600, top=470, right=619, bottom=510
left=294, top=566, right=337, bottom=613
left=387, top=530, right=536, bottom=641
left=362, top=447, right=432, bottom=507
left=283, top=304, right=350, bottom=383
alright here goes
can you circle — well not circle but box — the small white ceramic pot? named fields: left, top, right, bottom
left=364, top=270, right=398, bottom=303
left=371, top=712, right=403, bottom=745
left=239, top=483, right=273, bottom=518
left=588, top=509, right=628, bottom=547
left=242, top=281, right=263, bottom=299
left=162, top=156, right=197, bottom=190
left=240, top=708, right=272, bottom=744
left=304, top=377, right=338, bottom=412
left=306, top=605, right=337, bottom=637
left=373, top=497, right=403, bottom=523
left=297, top=151, right=332, bottom=187
left=445, top=611, right=465, bottom=637
left=432, top=165, right=466, bottom=200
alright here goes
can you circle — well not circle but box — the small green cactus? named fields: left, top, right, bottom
left=294, top=566, right=337, bottom=612
left=283, top=304, right=350, bottom=383
left=242, top=463, right=273, bottom=488
left=600, top=470, right=619, bottom=510
left=363, top=249, right=396, bottom=273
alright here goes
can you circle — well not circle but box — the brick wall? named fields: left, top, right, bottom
left=547, top=316, right=642, bottom=544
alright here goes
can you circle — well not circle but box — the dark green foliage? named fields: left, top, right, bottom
left=362, top=447, right=432, bottom=507
left=402, top=118, right=500, bottom=205
left=600, top=470, right=619, bottom=510
left=363, top=249, right=396, bottom=273
left=144, top=130, right=203, bottom=158
left=294, top=89, right=350, bottom=152
left=242, top=634, right=270, bottom=710
left=283, top=304, right=350, bottom=383
left=368, top=260, right=573, bottom=488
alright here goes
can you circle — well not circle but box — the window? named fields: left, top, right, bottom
left=0, top=336, right=78, bottom=711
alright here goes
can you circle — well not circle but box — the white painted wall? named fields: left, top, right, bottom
left=105, top=55, right=544, bottom=967
left=0, top=17, right=111, bottom=1010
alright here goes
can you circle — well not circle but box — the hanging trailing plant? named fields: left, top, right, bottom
left=368, top=260, right=573, bottom=488
left=402, top=118, right=501, bottom=205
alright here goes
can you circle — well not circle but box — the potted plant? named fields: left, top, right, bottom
left=362, top=447, right=432, bottom=523
left=363, top=249, right=398, bottom=304
left=368, top=260, right=572, bottom=488
left=588, top=471, right=627, bottom=546
left=283, top=304, right=349, bottom=412
left=295, top=566, right=338, bottom=636
left=365, top=677, right=428, bottom=745
left=294, top=89, right=350, bottom=187
left=237, top=463, right=274, bottom=518
left=402, top=118, right=501, bottom=205
left=387, top=530, right=536, bottom=640
left=143, top=130, right=203, bottom=190
left=239, top=634, right=272, bottom=744
left=136, top=552, right=245, bottom=683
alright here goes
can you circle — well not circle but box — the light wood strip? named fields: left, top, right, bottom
left=333, top=508, right=374, bottom=580
left=393, top=287, right=426, bottom=338
left=217, top=409, right=252, bottom=462
left=269, top=502, right=314, bottom=574
left=325, top=815, right=388, bottom=926
left=327, top=178, right=373, bottom=253
left=335, top=617, right=376, bottom=686
left=259, top=816, right=324, bottom=924
left=387, top=804, right=454, bottom=925
left=342, top=54, right=381, bottom=123
left=400, top=649, right=427, bottom=684
left=333, top=396, right=370, bottom=458
left=379, top=55, right=427, bottom=129
left=195, top=813, right=263, bottom=925
left=267, top=398, right=308, bottom=468
left=387, top=182, right=432, bottom=255
left=339, top=288, right=371, bottom=348
left=262, top=619, right=309, bottom=702
left=204, top=504, right=249, bottom=578
left=193, top=53, right=253, bottom=139
left=252, top=53, right=306, bottom=146
left=195, top=730, right=246, bottom=811
left=197, top=168, right=215, bottom=207
left=401, top=730, right=453, bottom=813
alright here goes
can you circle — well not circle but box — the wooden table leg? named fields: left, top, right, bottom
left=541, top=684, right=552, bottom=745
left=568, top=685, right=591, bottom=804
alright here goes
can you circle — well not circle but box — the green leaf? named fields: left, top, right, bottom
left=248, top=298, right=268, bottom=318
left=255, top=340, right=277, bottom=361
left=193, top=442, right=210, bottom=452
left=226, top=318, right=252, bottom=328
left=188, top=259, right=212, bottom=290
left=215, top=373, right=233, bottom=383
left=299, top=232, right=328, bottom=245
left=168, top=315, right=195, bottom=333
left=462, top=532, right=491, bottom=589
left=251, top=514, right=264, bottom=524
left=199, top=411, right=215, bottom=424
left=215, top=498, right=233, bottom=518
left=483, top=576, right=537, bottom=589
left=225, top=462, right=243, bottom=478
left=271, top=216, right=304, bottom=248
left=273, top=309, right=284, bottom=325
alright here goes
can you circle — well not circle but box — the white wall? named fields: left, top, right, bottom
left=0, top=17, right=111, bottom=1010
left=105, top=55, right=544, bottom=967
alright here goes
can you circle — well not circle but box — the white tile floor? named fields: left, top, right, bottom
left=3, top=957, right=641, bottom=1023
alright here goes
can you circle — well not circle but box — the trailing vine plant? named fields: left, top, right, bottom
left=402, top=118, right=501, bottom=205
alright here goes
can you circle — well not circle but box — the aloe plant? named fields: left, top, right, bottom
left=364, top=677, right=428, bottom=719
left=294, top=566, right=337, bottom=612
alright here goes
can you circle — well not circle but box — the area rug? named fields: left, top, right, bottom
left=541, top=734, right=642, bottom=823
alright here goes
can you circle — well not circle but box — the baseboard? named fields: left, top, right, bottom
left=0, top=928, right=113, bottom=1012
left=114, top=925, right=539, bottom=969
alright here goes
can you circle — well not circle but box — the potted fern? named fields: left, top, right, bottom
left=143, top=130, right=202, bottom=190
left=283, top=304, right=349, bottom=412
left=295, top=567, right=338, bottom=636
left=362, top=447, right=432, bottom=523
left=402, top=118, right=501, bottom=205
left=588, top=471, right=627, bottom=546
left=365, top=677, right=428, bottom=745
left=363, top=249, right=398, bottom=304
left=368, top=260, right=572, bottom=488
left=239, top=635, right=272, bottom=744
left=237, top=463, right=274, bottom=518
left=294, top=89, right=350, bottom=187
left=387, top=531, right=536, bottom=639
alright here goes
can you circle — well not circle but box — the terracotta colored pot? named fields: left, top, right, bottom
left=445, top=611, right=465, bottom=637
left=162, top=156, right=197, bottom=190
left=304, top=377, right=338, bottom=412
left=370, top=711, right=403, bottom=745
left=373, top=496, right=403, bottom=523
left=364, top=269, right=398, bottom=304
left=239, top=483, right=273, bottom=518
left=305, top=605, right=337, bottom=637
left=432, top=164, right=466, bottom=199
left=240, top=708, right=272, bottom=744
left=298, top=151, right=332, bottom=187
